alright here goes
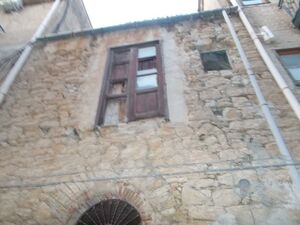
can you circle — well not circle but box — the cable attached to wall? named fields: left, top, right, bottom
left=0, top=48, right=24, bottom=82
left=0, top=25, right=5, bottom=33
left=53, top=0, right=71, bottom=33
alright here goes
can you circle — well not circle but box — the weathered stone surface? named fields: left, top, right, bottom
left=212, top=189, right=241, bottom=206
left=229, top=119, right=265, bottom=130
left=213, top=213, right=237, bottom=225
left=182, top=181, right=212, bottom=205
left=33, top=202, right=52, bottom=224
left=223, top=108, right=242, bottom=121
left=217, top=174, right=233, bottom=186
left=189, top=206, right=225, bottom=221
left=226, top=206, right=254, bottom=225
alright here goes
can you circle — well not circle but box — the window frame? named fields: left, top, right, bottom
left=96, top=40, right=166, bottom=126
left=276, top=48, right=300, bottom=86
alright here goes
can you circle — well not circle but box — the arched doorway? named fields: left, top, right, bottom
left=76, top=199, right=142, bottom=225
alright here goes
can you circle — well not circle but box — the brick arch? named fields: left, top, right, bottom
left=66, top=183, right=152, bottom=225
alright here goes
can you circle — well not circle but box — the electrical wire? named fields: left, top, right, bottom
left=0, top=48, right=23, bottom=66
left=0, top=25, right=5, bottom=33
left=0, top=48, right=25, bottom=82
left=1, top=158, right=300, bottom=189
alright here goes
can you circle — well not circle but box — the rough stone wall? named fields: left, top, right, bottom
left=0, top=15, right=300, bottom=225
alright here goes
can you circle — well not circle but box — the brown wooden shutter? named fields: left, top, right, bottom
left=128, top=42, right=165, bottom=121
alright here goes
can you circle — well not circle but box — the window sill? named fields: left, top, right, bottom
left=95, top=117, right=169, bottom=130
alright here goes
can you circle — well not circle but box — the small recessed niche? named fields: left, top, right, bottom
left=200, top=50, right=231, bottom=72
left=238, top=179, right=251, bottom=198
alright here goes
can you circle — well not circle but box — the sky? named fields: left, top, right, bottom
left=83, top=0, right=199, bottom=28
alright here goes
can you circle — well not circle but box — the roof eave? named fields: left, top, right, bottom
left=37, top=6, right=238, bottom=42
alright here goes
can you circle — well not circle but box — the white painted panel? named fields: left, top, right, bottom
left=162, top=32, right=188, bottom=123
left=136, top=74, right=157, bottom=90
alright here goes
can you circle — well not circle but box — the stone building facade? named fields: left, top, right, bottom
left=0, top=3, right=300, bottom=225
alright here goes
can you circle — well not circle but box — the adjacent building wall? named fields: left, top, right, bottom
left=242, top=3, right=300, bottom=100
left=203, top=0, right=300, bottom=158
left=204, top=0, right=300, bottom=100
left=0, top=0, right=91, bottom=85
left=45, top=0, right=92, bottom=34
left=0, top=2, right=53, bottom=82
left=0, top=2, right=54, bottom=51
left=0, top=13, right=299, bottom=225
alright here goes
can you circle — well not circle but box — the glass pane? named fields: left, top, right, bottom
left=138, top=46, right=156, bottom=58
left=242, top=0, right=263, bottom=5
left=289, top=68, right=300, bottom=81
left=136, top=74, right=157, bottom=90
left=281, top=54, right=300, bottom=67
left=137, top=68, right=157, bottom=76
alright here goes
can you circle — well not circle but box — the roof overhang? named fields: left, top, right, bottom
left=37, top=6, right=238, bottom=43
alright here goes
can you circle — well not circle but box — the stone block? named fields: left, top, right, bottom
left=213, top=213, right=237, bottom=225
left=223, top=108, right=242, bottom=121
left=212, top=189, right=240, bottom=206
left=229, top=119, right=265, bottom=130
left=33, top=202, right=52, bottom=224
left=222, top=206, right=253, bottom=225
left=182, top=181, right=213, bottom=206
left=189, top=205, right=225, bottom=221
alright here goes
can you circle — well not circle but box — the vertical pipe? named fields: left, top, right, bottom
left=222, top=10, right=300, bottom=192
left=198, top=0, right=204, bottom=12
left=0, top=0, right=61, bottom=105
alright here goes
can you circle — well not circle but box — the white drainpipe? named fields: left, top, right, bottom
left=229, top=0, right=300, bottom=120
left=0, top=0, right=61, bottom=105
left=222, top=10, right=300, bottom=191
